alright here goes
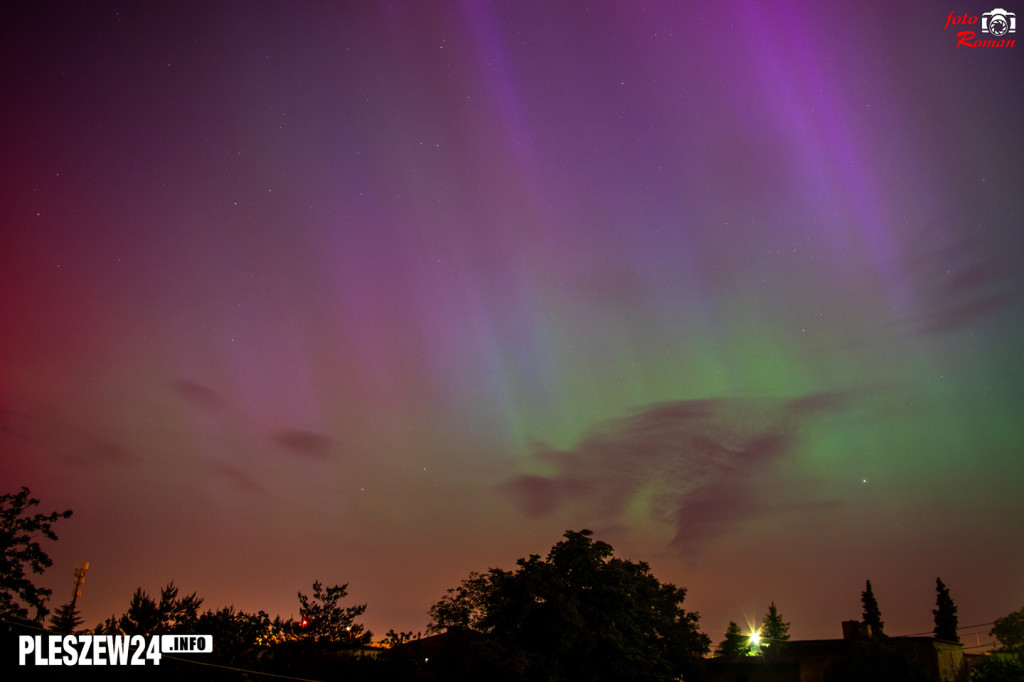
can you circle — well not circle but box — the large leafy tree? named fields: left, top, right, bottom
left=861, top=580, right=884, bottom=636
left=0, top=487, right=72, bottom=625
left=426, top=570, right=491, bottom=633
left=428, top=529, right=710, bottom=682
left=990, top=606, right=1024, bottom=658
left=932, top=577, right=959, bottom=642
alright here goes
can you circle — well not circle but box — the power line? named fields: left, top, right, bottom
left=896, top=621, right=996, bottom=638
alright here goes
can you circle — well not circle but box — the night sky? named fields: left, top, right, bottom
left=2, top=1, right=1023, bottom=646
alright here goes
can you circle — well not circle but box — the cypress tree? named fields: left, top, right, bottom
left=861, top=580, right=884, bottom=636
left=933, top=577, right=959, bottom=642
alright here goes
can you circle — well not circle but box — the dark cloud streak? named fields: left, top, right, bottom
left=208, top=463, right=266, bottom=494
left=58, top=441, right=142, bottom=471
left=271, top=430, right=334, bottom=459
left=173, top=381, right=225, bottom=411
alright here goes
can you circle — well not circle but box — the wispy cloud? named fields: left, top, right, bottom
left=904, top=217, right=1021, bottom=334
left=502, top=393, right=851, bottom=555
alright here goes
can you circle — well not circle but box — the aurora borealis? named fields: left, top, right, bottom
left=2, top=1, right=1022, bottom=644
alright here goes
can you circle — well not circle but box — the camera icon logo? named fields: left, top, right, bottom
left=982, top=8, right=1016, bottom=36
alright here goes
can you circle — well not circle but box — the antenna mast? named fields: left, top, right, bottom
left=69, top=562, right=89, bottom=614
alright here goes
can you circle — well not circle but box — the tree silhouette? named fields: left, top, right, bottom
left=861, top=580, right=884, bottom=636
left=761, top=601, right=791, bottom=647
left=195, top=606, right=276, bottom=665
left=0, top=487, right=73, bottom=625
left=95, top=582, right=203, bottom=635
left=297, top=580, right=370, bottom=645
left=932, top=577, right=959, bottom=642
left=426, top=570, right=490, bottom=633
left=156, top=581, right=203, bottom=632
left=991, top=606, right=1024, bottom=658
left=715, top=621, right=750, bottom=658
left=382, top=628, right=419, bottom=648
left=970, top=655, right=1024, bottom=682
left=119, top=587, right=161, bottom=635
left=429, top=529, right=710, bottom=681
left=49, top=600, right=84, bottom=634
